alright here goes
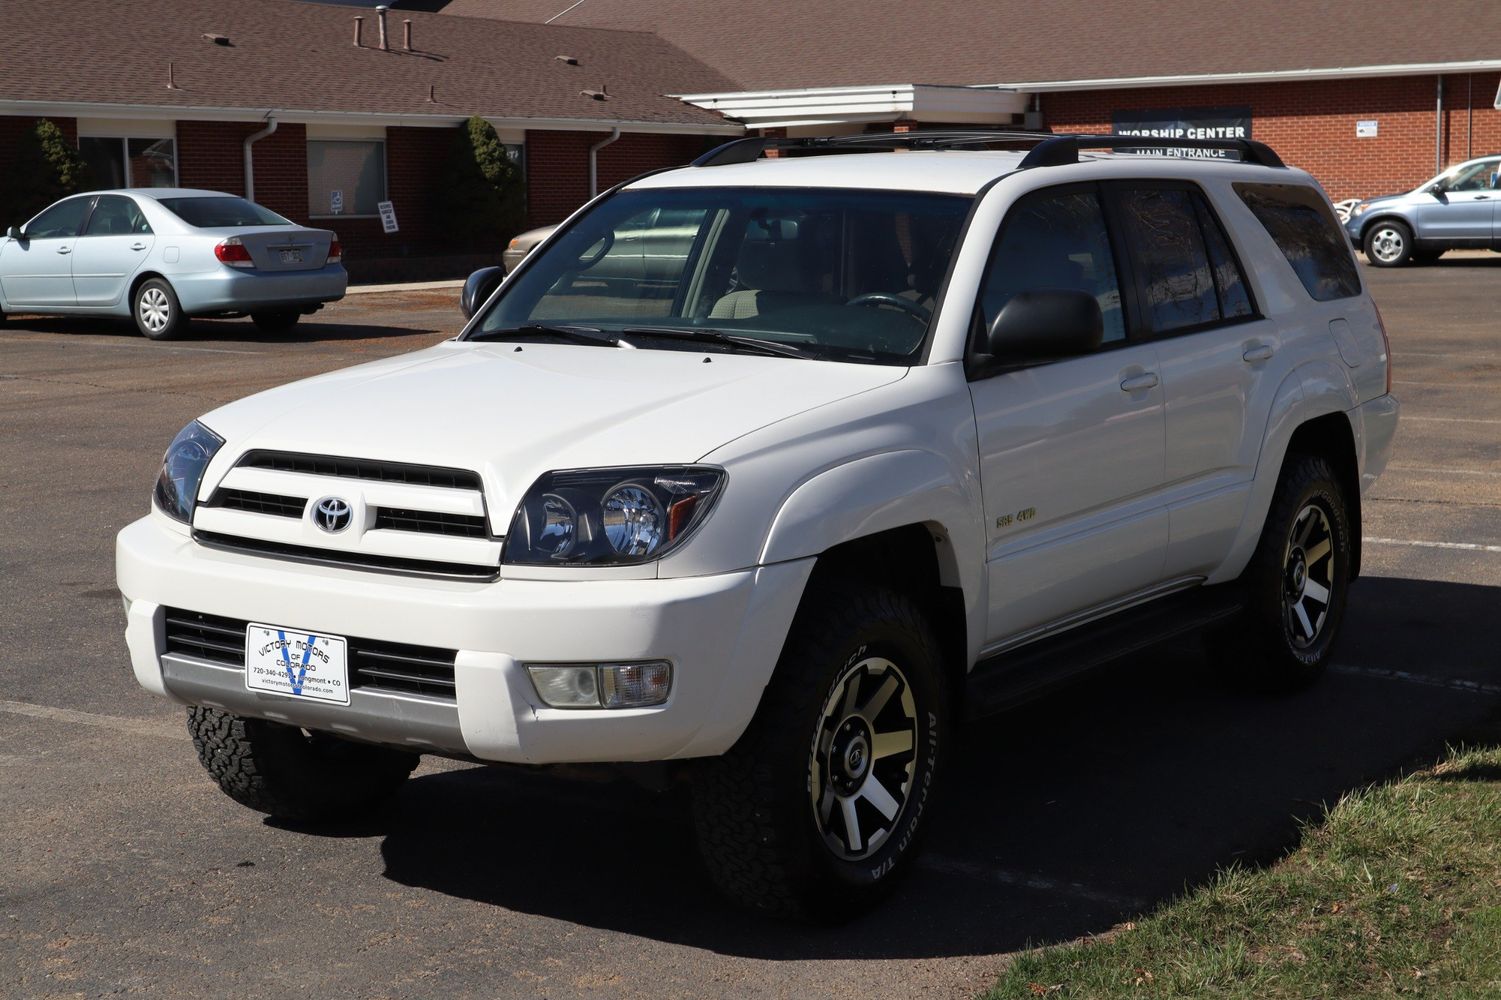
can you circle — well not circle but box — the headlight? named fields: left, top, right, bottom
left=153, top=420, right=224, bottom=524
left=1353, top=203, right=1370, bottom=217
left=505, top=466, right=724, bottom=566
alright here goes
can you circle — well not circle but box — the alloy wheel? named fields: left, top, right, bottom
left=1369, top=226, right=1405, bottom=264
left=808, top=656, right=919, bottom=860
left=1282, top=502, right=1336, bottom=648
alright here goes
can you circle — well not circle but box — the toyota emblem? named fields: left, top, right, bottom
left=312, top=496, right=353, bottom=533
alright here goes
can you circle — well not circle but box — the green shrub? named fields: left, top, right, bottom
left=2, top=118, right=94, bottom=227
left=434, top=115, right=524, bottom=248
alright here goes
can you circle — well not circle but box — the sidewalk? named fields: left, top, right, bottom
left=346, top=278, right=465, bottom=295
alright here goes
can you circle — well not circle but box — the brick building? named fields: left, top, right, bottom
left=446, top=0, right=1501, bottom=204
left=1, top=0, right=738, bottom=279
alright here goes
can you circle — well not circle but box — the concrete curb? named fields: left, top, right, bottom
left=346, top=279, right=465, bottom=295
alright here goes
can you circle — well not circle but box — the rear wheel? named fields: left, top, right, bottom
left=133, top=277, right=186, bottom=340
left=251, top=310, right=300, bottom=333
left=1363, top=220, right=1414, bottom=267
left=1220, top=453, right=1352, bottom=691
left=691, top=582, right=949, bottom=920
left=187, top=706, right=418, bottom=822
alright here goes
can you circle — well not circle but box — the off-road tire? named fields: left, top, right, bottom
left=1222, top=453, right=1352, bottom=691
left=1363, top=220, right=1414, bottom=267
left=187, top=706, right=418, bottom=822
left=251, top=310, right=300, bottom=333
left=691, top=582, right=950, bottom=921
left=133, top=277, right=187, bottom=340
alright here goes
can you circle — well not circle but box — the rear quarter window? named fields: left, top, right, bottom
left=1234, top=183, right=1361, bottom=301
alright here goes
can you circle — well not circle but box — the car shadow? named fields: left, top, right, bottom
left=2, top=315, right=440, bottom=343
left=361, top=574, right=1501, bottom=960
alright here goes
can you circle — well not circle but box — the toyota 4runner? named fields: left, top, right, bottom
left=117, top=132, right=1399, bottom=919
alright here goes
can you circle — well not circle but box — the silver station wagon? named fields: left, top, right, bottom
left=0, top=189, right=346, bottom=339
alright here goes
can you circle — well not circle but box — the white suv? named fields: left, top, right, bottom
left=117, top=132, right=1399, bottom=919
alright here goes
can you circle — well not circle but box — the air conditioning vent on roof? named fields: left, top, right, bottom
left=202, top=32, right=231, bottom=46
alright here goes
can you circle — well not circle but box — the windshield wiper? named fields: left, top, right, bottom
left=469, top=323, right=624, bottom=348
left=618, top=326, right=814, bottom=360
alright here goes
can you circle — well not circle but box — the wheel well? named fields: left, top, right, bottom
left=1285, top=412, right=1362, bottom=578
left=1357, top=214, right=1410, bottom=244
left=128, top=271, right=167, bottom=305
left=810, top=524, right=968, bottom=707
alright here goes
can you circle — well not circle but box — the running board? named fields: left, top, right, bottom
left=963, top=584, right=1245, bottom=721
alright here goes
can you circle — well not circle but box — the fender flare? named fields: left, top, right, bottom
left=759, top=449, right=986, bottom=663
left=1209, top=360, right=1359, bottom=583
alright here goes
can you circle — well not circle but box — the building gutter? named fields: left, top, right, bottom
left=588, top=127, right=621, bottom=198
left=242, top=114, right=277, bottom=203
left=984, top=59, right=1501, bottom=92
left=0, top=100, right=743, bottom=136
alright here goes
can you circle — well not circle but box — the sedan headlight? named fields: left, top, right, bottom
left=505, top=466, right=725, bottom=566
left=153, top=420, right=224, bottom=524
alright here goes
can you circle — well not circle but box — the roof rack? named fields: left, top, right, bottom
left=691, top=130, right=1285, bottom=170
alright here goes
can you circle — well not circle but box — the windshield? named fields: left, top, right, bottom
left=156, top=196, right=291, bottom=228
left=472, top=187, right=972, bottom=363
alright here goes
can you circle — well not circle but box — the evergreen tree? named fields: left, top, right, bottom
left=434, top=116, right=523, bottom=248
left=2, top=119, right=94, bottom=228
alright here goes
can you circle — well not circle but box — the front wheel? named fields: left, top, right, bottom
left=1364, top=220, right=1414, bottom=267
left=691, top=583, right=950, bottom=920
left=251, top=310, right=300, bottom=333
left=188, top=707, right=418, bottom=822
left=133, top=277, right=186, bottom=340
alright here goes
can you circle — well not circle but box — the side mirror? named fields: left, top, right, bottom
left=6, top=225, right=21, bottom=241
left=985, top=289, right=1103, bottom=364
left=460, top=266, right=505, bottom=320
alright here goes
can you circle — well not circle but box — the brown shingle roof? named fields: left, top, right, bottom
left=439, top=0, right=1501, bottom=91
left=1, top=0, right=737, bottom=127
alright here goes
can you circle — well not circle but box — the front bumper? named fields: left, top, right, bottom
left=171, top=264, right=348, bottom=314
left=117, top=514, right=811, bottom=763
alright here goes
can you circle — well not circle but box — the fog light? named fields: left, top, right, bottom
left=600, top=661, right=672, bottom=708
left=528, top=665, right=599, bottom=708
left=526, top=661, right=672, bottom=709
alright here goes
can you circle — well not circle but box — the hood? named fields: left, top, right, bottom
left=198, top=340, right=906, bottom=514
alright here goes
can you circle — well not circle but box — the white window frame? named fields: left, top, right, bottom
left=76, top=119, right=179, bottom=187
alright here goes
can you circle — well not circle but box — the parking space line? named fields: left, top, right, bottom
left=1366, top=536, right=1501, bottom=554
left=0, top=699, right=188, bottom=741
left=1394, top=380, right=1494, bottom=388
left=1387, top=466, right=1501, bottom=479
left=1331, top=665, right=1501, bottom=697
left=918, top=854, right=1148, bottom=910
left=1400, top=416, right=1501, bottom=426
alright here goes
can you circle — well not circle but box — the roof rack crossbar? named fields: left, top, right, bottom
left=691, top=131, right=1286, bottom=170
left=1018, top=134, right=1285, bottom=169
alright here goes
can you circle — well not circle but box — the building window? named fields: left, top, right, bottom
left=307, top=140, right=386, bottom=217
left=79, top=137, right=177, bottom=188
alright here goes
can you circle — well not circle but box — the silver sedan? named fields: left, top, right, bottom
left=0, top=188, right=347, bottom=340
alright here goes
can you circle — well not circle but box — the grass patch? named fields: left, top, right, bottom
left=984, top=745, right=1501, bottom=999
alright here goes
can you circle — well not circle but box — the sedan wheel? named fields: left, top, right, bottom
left=133, top=278, right=185, bottom=340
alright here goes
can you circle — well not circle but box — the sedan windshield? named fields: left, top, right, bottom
left=156, top=196, right=291, bottom=228
left=473, top=187, right=973, bottom=363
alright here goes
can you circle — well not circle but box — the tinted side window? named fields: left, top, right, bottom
left=1194, top=198, right=1253, bottom=320
left=979, top=188, right=1126, bottom=345
left=25, top=197, right=91, bottom=240
left=1234, top=183, right=1360, bottom=301
left=84, top=195, right=152, bottom=237
left=1116, top=188, right=1218, bottom=334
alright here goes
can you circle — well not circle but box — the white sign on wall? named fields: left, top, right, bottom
left=329, top=188, right=344, bottom=214
left=1356, top=120, right=1379, bottom=138
left=377, top=200, right=399, bottom=234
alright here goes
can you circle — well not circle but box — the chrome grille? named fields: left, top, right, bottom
left=162, top=608, right=458, bottom=701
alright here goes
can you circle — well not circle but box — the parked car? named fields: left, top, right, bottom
left=502, top=223, right=554, bottom=274
left=0, top=189, right=346, bottom=339
left=117, top=132, right=1397, bottom=920
left=1345, top=153, right=1501, bottom=266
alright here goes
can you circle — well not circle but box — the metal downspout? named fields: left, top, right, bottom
left=589, top=127, right=621, bottom=198
left=243, top=115, right=279, bottom=203
left=1435, top=76, right=1444, bottom=175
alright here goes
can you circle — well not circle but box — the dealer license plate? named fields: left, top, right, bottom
left=245, top=624, right=349, bottom=705
left=279, top=249, right=304, bottom=264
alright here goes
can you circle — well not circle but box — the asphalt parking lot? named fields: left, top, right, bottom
left=3, top=262, right=1500, bottom=1000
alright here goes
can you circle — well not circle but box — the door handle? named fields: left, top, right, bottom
left=1476, top=195, right=1491, bottom=201
left=1119, top=372, right=1160, bottom=392
left=1243, top=344, right=1275, bottom=363
left=129, top=243, right=147, bottom=251
left=55, top=246, right=72, bottom=255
